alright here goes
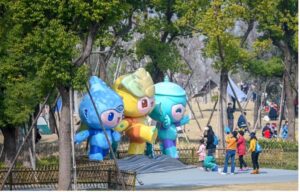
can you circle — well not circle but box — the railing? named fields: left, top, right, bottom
left=0, top=160, right=136, bottom=190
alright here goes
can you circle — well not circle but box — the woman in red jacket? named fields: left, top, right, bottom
left=237, top=131, right=248, bottom=171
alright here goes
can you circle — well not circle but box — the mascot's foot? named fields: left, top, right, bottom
left=89, top=153, right=104, bottom=161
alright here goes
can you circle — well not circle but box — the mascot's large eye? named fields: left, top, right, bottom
left=101, top=110, right=122, bottom=128
left=142, top=99, right=148, bottom=108
left=171, top=104, right=185, bottom=122
left=138, top=97, right=154, bottom=115
left=108, top=112, right=114, bottom=121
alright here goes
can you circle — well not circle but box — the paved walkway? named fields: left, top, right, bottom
left=136, top=167, right=298, bottom=190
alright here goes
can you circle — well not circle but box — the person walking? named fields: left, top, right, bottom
left=220, top=131, right=238, bottom=175
left=197, top=138, right=206, bottom=167
left=281, top=121, right=289, bottom=140
left=227, top=99, right=236, bottom=132
left=237, top=131, right=248, bottom=171
left=206, top=125, right=217, bottom=156
left=249, top=132, right=260, bottom=174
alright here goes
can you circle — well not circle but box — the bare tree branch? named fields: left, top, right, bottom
left=73, top=24, right=99, bottom=67
left=240, top=19, right=254, bottom=47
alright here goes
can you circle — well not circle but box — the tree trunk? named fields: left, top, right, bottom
left=253, top=79, right=262, bottom=129
left=219, top=69, right=228, bottom=148
left=280, top=41, right=295, bottom=141
left=57, top=87, right=72, bottom=190
left=98, top=54, right=107, bottom=81
left=151, top=65, right=165, bottom=83
left=0, top=126, right=17, bottom=166
left=21, top=125, right=32, bottom=168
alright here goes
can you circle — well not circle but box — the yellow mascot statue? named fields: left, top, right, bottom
left=113, top=68, right=157, bottom=155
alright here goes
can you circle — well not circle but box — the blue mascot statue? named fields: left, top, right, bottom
left=75, top=76, right=124, bottom=161
left=149, top=76, right=189, bottom=158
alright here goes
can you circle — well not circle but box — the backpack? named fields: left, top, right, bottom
left=213, top=135, right=219, bottom=146
left=255, top=142, right=262, bottom=153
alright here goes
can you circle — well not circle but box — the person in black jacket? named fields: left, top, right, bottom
left=205, top=125, right=216, bottom=156
left=227, top=98, right=236, bottom=132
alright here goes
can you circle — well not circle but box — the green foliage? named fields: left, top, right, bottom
left=180, top=0, right=250, bottom=72
left=245, top=57, right=284, bottom=77
left=0, top=0, right=133, bottom=129
left=134, top=0, right=193, bottom=79
left=255, top=0, right=298, bottom=53
left=37, top=156, right=59, bottom=167
left=136, top=35, right=187, bottom=75
left=246, top=139, right=298, bottom=151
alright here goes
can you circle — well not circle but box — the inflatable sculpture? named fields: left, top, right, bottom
left=75, top=76, right=124, bottom=161
left=113, top=68, right=157, bottom=155
left=149, top=77, right=189, bottom=158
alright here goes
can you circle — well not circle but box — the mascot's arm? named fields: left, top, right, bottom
left=179, top=115, right=190, bottom=126
left=114, top=119, right=130, bottom=132
left=75, top=130, right=90, bottom=144
left=112, top=130, right=121, bottom=142
left=163, top=115, right=171, bottom=128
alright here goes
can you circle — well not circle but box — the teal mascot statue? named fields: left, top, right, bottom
left=75, top=76, right=124, bottom=161
left=149, top=77, right=189, bottom=158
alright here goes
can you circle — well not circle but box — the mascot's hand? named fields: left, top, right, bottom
left=163, top=115, right=171, bottom=128
left=114, top=120, right=129, bottom=132
left=112, top=130, right=121, bottom=142
left=180, top=115, right=190, bottom=125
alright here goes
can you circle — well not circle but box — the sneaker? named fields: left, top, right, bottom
left=230, top=172, right=235, bottom=175
left=239, top=168, right=244, bottom=171
left=219, top=172, right=227, bottom=175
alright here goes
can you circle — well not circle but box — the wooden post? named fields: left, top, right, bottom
left=278, top=79, right=285, bottom=134
left=191, top=148, right=195, bottom=164
left=207, top=96, right=219, bottom=126
left=195, top=98, right=204, bottom=118
left=31, top=117, right=36, bottom=170
left=186, top=100, right=202, bottom=131
left=70, top=89, right=77, bottom=190
left=9, top=171, right=12, bottom=190
left=188, top=84, right=204, bottom=118
left=108, top=168, right=112, bottom=189
left=254, top=81, right=269, bottom=131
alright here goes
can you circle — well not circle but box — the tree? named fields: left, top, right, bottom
left=0, top=0, right=134, bottom=189
left=0, top=1, right=45, bottom=166
left=254, top=0, right=298, bottom=141
left=134, top=0, right=192, bottom=83
left=180, top=0, right=250, bottom=146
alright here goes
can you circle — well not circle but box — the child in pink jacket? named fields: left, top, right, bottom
left=197, top=139, right=206, bottom=167
left=237, top=131, right=248, bottom=171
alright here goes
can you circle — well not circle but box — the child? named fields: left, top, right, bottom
left=203, top=155, right=218, bottom=172
left=197, top=139, right=206, bottom=167
left=237, top=131, right=248, bottom=171
left=220, top=131, right=238, bottom=175
left=249, top=132, right=260, bottom=174
left=271, top=123, right=278, bottom=138
left=262, top=123, right=271, bottom=139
